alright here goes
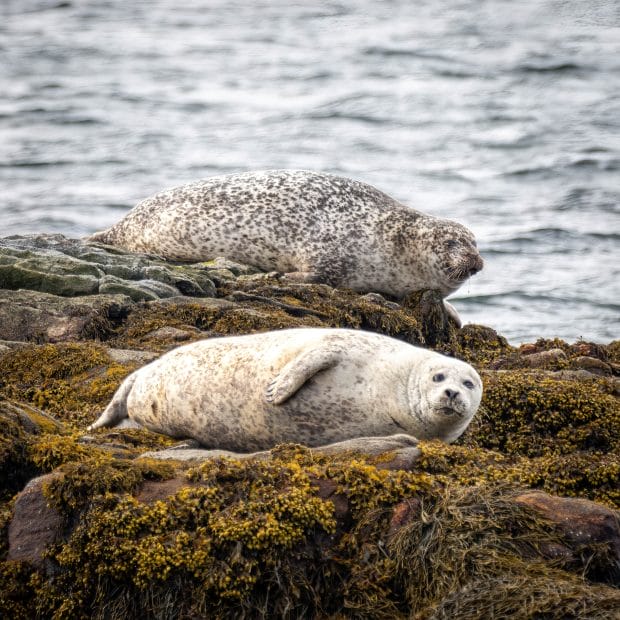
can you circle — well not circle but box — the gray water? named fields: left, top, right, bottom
left=1, top=0, right=619, bottom=344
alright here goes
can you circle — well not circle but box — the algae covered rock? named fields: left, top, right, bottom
left=2, top=447, right=619, bottom=618
left=0, top=233, right=619, bottom=618
left=0, top=400, right=65, bottom=501
left=0, top=342, right=140, bottom=426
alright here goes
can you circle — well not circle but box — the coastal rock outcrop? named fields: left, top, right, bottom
left=0, top=234, right=618, bottom=618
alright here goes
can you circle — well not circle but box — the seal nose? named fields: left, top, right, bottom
left=468, top=254, right=484, bottom=276
left=444, top=388, right=459, bottom=399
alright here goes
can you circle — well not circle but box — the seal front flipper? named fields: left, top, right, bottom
left=264, top=346, right=342, bottom=405
left=87, top=371, right=138, bottom=430
left=443, top=300, right=462, bottom=328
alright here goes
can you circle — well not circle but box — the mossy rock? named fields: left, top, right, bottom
left=475, top=371, right=619, bottom=457
left=2, top=447, right=619, bottom=618
left=0, top=234, right=216, bottom=301
left=218, top=279, right=424, bottom=344
left=0, top=342, right=140, bottom=426
left=416, top=440, right=620, bottom=508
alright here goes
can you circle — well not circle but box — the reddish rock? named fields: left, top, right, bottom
left=520, top=348, right=567, bottom=368
left=515, top=491, right=620, bottom=582
left=387, top=498, right=422, bottom=540
left=8, top=473, right=64, bottom=569
left=569, top=355, right=613, bottom=376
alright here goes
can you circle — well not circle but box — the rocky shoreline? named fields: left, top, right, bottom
left=0, top=234, right=618, bottom=618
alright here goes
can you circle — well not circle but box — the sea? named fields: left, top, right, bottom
left=1, top=0, right=619, bottom=344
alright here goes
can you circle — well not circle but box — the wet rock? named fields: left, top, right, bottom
left=140, top=435, right=422, bottom=466
left=492, top=347, right=568, bottom=370
left=521, top=348, right=567, bottom=367
left=105, top=348, right=159, bottom=365
left=403, top=289, right=455, bottom=346
left=197, top=257, right=261, bottom=276
left=142, top=326, right=198, bottom=342
left=98, top=274, right=180, bottom=301
left=0, top=399, right=65, bottom=501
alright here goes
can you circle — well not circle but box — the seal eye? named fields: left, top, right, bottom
left=463, top=380, right=475, bottom=390
left=433, top=373, right=445, bottom=383
left=446, top=240, right=458, bottom=250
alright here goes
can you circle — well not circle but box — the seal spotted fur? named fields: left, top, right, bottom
left=88, top=328, right=482, bottom=451
left=87, top=170, right=483, bottom=320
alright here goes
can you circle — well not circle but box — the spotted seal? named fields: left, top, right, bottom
left=87, top=170, right=483, bottom=323
left=88, top=328, right=483, bottom=451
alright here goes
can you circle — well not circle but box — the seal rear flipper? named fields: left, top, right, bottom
left=264, top=346, right=342, bottom=405
left=87, top=371, right=138, bottom=430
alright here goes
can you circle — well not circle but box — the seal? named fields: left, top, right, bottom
left=87, top=170, right=483, bottom=323
left=88, top=328, right=482, bottom=451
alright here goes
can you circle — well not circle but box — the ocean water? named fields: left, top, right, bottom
left=1, top=0, right=618, bottom=344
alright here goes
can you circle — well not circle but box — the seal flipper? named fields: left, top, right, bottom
left=87, top=371, right=138, bottom=430
left=265, top=346, right=342, bottom=405
left=443, top=300, right=462, bottom=328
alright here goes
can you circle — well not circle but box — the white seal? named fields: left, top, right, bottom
left=88, top=328, right=482, bottom=451
left=87, top=170, right=483, bottom=324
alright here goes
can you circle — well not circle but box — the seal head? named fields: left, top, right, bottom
left=406, top=355, right=482, bottom=443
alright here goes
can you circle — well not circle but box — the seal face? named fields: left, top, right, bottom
left=88, top=328, right=483, bottom=451
left=87, top=170, right=483, bottom=300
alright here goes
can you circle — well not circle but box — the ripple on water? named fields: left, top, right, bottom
left=0, top=0, right=618, bottom=343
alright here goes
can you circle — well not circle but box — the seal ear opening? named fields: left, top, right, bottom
left=264, top=345, right=342, bottom=405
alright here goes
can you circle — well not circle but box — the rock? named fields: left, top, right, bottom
left=197, top=257, right=260, bottom=276
left=7, top=474, right=64, bottom=569
left=0, top=234, right=216, bottom=300
left=514, top=491, right=620, bottom=583
left=105, top=348, right=159, bottom=365
left=0, top=232, right=619, bottom=617
left=139, top=435, right=421, bottom=466
left=141, top=326, right=197, bottom=342
left=98, top=274, right=180, bottom=301
left=359, top=292, right=401, bottom=310
left=403, top=289, right=455, bottom=346
left=140, top=447, right=264, bottom=462
left=520, top=348, right=567, bottom=367
left=569, top=355, right=613, bottom=376
left=0, top=289, right=131, bottom=342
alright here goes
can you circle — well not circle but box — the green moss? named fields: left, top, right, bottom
left=0, top=343, right=138, bottom=426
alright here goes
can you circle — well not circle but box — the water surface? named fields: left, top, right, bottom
left=1, top=0, right=619, bottom=342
